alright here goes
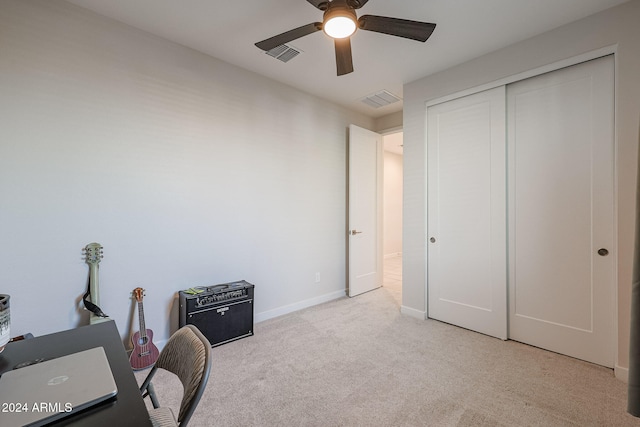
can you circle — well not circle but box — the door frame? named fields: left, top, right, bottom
left=346, top=125, right=405, bottom=298
left=380, top=127, right=404, bottom=261
left=423, top=46, right=618, bottom=369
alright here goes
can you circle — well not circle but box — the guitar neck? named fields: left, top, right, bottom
left=88, top=263, right=100, bottom=308
left=88, top=258, right=109, bottom=324
left=137, top=300, right=147, bottom=337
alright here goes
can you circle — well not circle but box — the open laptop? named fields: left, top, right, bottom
left=0, top=346, right=118, bottom=426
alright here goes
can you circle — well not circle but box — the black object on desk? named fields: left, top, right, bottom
left=0, top=320, right=152, bottom=427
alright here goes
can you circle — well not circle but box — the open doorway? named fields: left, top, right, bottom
left=382, top=131, right=403, bottom=305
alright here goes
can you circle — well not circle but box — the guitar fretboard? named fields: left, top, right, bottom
left=137, top=300, right=147, bottom=339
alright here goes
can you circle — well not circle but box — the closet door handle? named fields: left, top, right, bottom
left=430, top=237, right=436, bottom=243
left=597, top=248, right=609, bottom=256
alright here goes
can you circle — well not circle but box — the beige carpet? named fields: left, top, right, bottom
left=136, top=270, right=640, bottom=426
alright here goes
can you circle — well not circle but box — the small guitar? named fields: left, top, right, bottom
left=130, top=287, right=160, bottom=370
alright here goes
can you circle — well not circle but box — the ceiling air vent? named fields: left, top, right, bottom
left=360, top=90, right=402, bottom=109
left=266, top=44, right=301, bottom=63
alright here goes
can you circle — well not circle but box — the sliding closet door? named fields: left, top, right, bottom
left=507, top=56, right=615, bottom=367
left=427, top=87, right=507, bottom=340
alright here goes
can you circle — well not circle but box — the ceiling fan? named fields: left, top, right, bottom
left=255, top=0, right=437, bottom=76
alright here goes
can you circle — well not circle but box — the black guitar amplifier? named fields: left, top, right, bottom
left=179, top=280, right=254, bottom=347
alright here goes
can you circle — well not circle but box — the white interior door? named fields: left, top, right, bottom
left=348, top=124, right=383, bottom=297
left=427, top=87, right=507, bottom=339
left=507, top=56, right=615, bottom=367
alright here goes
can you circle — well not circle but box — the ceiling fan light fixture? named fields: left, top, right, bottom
left=323, top=6, right=357, bottom=39
left=324, top=16, right=356, bottom=38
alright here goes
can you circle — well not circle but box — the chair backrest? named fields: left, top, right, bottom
left=155, top=325, right=212, bottom=425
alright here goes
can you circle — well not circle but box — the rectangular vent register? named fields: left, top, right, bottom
left=179, top=280, right=254, bottom=347
left=265, top=44, right=301, bottom=63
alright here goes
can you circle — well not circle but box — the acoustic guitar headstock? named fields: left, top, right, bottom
left=83, top=242, right=103, bottom=265
left=133, top=287, right=145, bottom=302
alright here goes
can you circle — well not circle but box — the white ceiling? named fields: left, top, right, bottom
left=64, top=0, right=628, bottom=118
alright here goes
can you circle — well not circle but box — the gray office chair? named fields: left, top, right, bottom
left=139, top=325, right=212, bottom=427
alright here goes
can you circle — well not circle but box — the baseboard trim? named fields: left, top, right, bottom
left=401, top=305, right=426, bottom=320
left=616, top=365, right=629, bottom=383
left=255, top=289, right=346, bottom=323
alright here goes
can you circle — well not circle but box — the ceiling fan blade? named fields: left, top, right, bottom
left=346, top=0, right=370, bottom=9
left=334, top=37, right=354, bottom=76
left=255, top=22, right=322, bottom=51
left=306, top=0, right=330, bottom=10
left=358, top=15, right=436, bottom=42
left=308, top=0, right=369, bottom=10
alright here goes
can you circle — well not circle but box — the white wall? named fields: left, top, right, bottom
left=375, top=111, right=402, bottom=133
left=402, top=0, right=640, bottom=373
left=383, top=151, right=403, bottom=257
left=0, top=0, right=374, bottom=345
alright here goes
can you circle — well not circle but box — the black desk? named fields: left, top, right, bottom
left=0, top=320, right=152, bottom=426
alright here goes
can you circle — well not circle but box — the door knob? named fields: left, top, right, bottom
left=430, top=237, right=436, bottom=243
left=597, top=248, right=609, bottom=256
